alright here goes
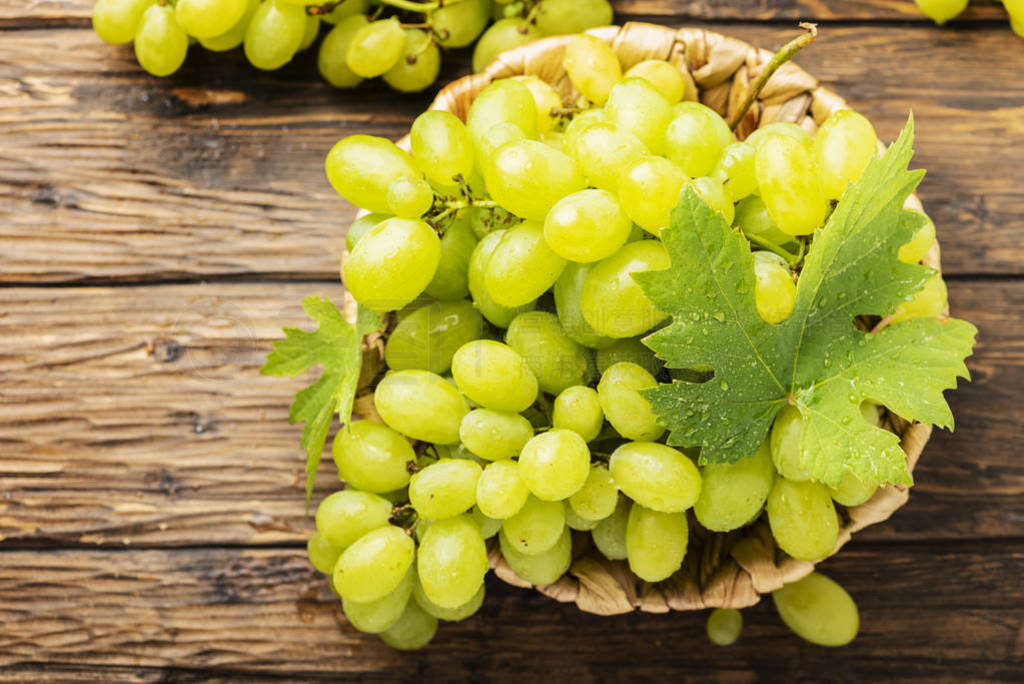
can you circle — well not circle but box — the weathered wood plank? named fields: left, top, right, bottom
left=0, top=546, right=1020, bottom=678
left=0, top=25, right=1022, bottom=282
left=0, top=280, right=1019, bottom=547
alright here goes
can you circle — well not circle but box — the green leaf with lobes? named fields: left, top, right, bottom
left=635, top=116, right=976, bottom=488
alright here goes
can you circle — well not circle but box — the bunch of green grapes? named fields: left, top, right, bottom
left=915, top=0, right=1024, bottom=37
left=311, top=34, right=944, bottom=649
left=91, top=0, right=614, bottom=87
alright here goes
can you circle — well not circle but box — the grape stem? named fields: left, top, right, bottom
left=743, top=230, right=803, bottom=266
left=727, top=23, right=819, bottom=131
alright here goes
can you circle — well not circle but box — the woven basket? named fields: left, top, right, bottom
left=341, top=22, right=943, bottom=615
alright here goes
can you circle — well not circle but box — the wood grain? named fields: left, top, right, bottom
left=1, top=25, right=1023, bottom=283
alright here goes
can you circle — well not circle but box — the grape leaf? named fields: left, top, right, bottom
left=635, top=117, right=976, bottom=487
left=261, top=296, right=381, bottom=503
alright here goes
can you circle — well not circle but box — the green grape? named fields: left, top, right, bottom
left=199, top=0, right=260, bottom=51
left=569, top=465, right=618, bottom=522
left=624, top=59, right=685, bottom=104
left=325, top=135, right=420, bottom=213
left=745, top=121, right=813, bottom=152
left=476, top=122, right=528, bottom=167
left=317, top=14, right=367, bottom=88
left=766, top=478, right=839, bottom=561
left=460, top=409, right=534, bottom=461
left=706, top=608, right=743, bottom=646
left=174, top=0, right=246, bottom=39
left=712, top=141, right=757, bottom=201
left=472, top=17, right=542, bottom=73
left=518, top=429, right=591, bottom=501
left=343, top=217, right=440, bottom=311
left=829, top=470, right=879, bottom=507
left=484, top=220, right=567, bottom=305
left=342, top=567, right=414, bottom=634
left=898, top=210, right=936, bottom=264
left=502, top=494, right=566, bottom=555
left=535, top=0, right=612, bottom=35
left=385, top=300, right=483, bottom=374
left=595, top=337, right=662, bottom=378
left=564, top=501, right=599, bottom=531
left=332, top=421, right=416, bottom=493
left=562, top=108, right=607, bottom=154
left=539, top=130, right=564, bottom=150
left=243, top=0, right=305, bottom=70
left=890, top=273, right=947, bottom=323
left=432, top=0, right=489, bottom=47
left=562, top=34, right=622, bottom=105
left=552, top=385, right=604, bottom=442
left=375, top=369, right=470, bottom=444
left=379, top=598, right=438, bottom=650
left=307, top=531, right=342, bottom=574
left=755, top=134, right=829, bottom=236
left=321, top=0, right=368, bottom=24
left=814, top=109, right=878, bottom=200
left=734, top=196, right=794, bottom=247
left=597, top=362, right=665, bottom=441
left=467, top=79, right=538, bottom=155
left=591, top=496, right=630, bottom=560
left=605, top=78, right=673, bottom=155
left=416, top=514, right=488, bottom=609
left=543, top=189, right=632, bottom=263
left=133, top=5, right=188, bottom=78
left=451, top=340, right=539, bottom=412
left=333, top=525, right=416, bottom=603
left=694, top=439, right=775, bottom=532
left=617, top=156, right=688, bottom=236
left=914, top=0, right=968, bottom=24
left=471, top=506, right=502, bottom=539
left=92, top=0, right=155, bottom=45
left=1012, top=13, right=1024, bottom=40
left=581, top=240, right=670, bottom=339
left=690, top=176, right=735, bottom=224
left=468, top=229, right=536, bottom=328
left=665, top=102, right=734, bottom=178
left=770, top=404, right=810, bottom=481
left=609, top=441, right=700, bottom=512
left=383, top=29, right=441, bottom=93
left=506, top=311, right=591, bottom=395
left=484, top=141, right=585, bottom=222
left=772, top=572, right=859, bottom=646
left=315, top=489, right=392, bottom=550
left=297, top=14, right=320, bottom=51
left=410, top=111, right=475, bottom=189
left=512, top=75, right=562, bottom=133
left=346, top=16, right=406, bottom=78
left=753, top=251, right=796, bottom=324
left=498, top=525, right=571, bottom=585
left=476, top=459, right=531, bottom=519
left=409, top=459, right=482, bottom=519
left=413, top=574, right=485, bottom=621
left=566, top=122, right=648, bottom=194
left=387, top=175, right=434, bottom=218
left=425, top=219, right=477, bottom=300
left=625, top=504, right=688, bottom=582
left=553, top=262, right=615, bottom=349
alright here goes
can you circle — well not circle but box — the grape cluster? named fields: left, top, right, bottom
left=915, top=0, right=1023, bottom=37
left=91, top=0, right=613, bottom=87
left=311, top=35, right=944, bottom=649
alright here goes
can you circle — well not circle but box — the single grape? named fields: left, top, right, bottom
left=412, top=573, right=485, bottom=621
left=387, top=175, right=434, bottom=218
left=605, top=78, right=673, bottom=155
left=766, top=478, right=839, bottom=562
left=499, top=525, right=572, bottom=586
left=690, top=176, right=735, bottom=224
left=772, top=572, right=859, bottom=646
left=609, top=441, right=701, bottom=513
left=814, top=109, right=878, bottom=200
left=410, top=110, right=475, bottom=188
left=501, top=495, right=566, bottom=555
left=753, top=251, right=797, bottom=324
left=451, top=339, right=539, bottom=412
left=897, top=210, right=937, bottom=264
left=325, top=135, right=420, bottom=213
left=511, top=75, right=563, bottom=133
left=346, top=16, right=406, bottom=78
left=476, top=122, right=528, bottom=169
left=535, top=0, right=613, bottom=35
left=694, top=439, right=775, bottom=532
left=706, top=608, right=743, bottom=646
left=297, top=14, right=320, bottom=51
left=595, top=337, right=662, bottom=378
left=175, top=0, right=247, bottom=39
left=591, top=495, right=630, bottom=560
left=243, top=0, right=306, bottom=71
left=553, top=262, right=615, bottom=349
left=92, top=0, right=155, bottom=45
left=333, top=525, right=415, bottom=603
left=409, top=459, right=482, bottom=519
left=416, top=514, right=488, bottom=609
left=343, top=217, right=440, bottom=311
left=467, top=229, right=536, bottom=328
left=543, top=189, right=632, bottom=263
left=665, top=102, right=734, bottom=178
left=569, top=465, right=619, bottom=522
left=472, top=17, right=542, bottom=73
left=432, top=0, right=489, bottom=47
left=712, top=141, right=757, bottom=201
left=476, top=459, right=531, bottom=519
left=322, top=0, right=368, bottom=24
left=890, top=273, right=947, bottom=323
left=471, top=506, right=502, bottom=539
left=133, top=4, right=188, bottom=78
left=914, top=0, right=969, bottom=24
left=460, top=409, right=534, bottom=461
left=342, top=567, right=414, bottom=634
left=829, top=469, right=879, bottom=507
left=379, top=598, right=438, bottom=650
left=734, top=195, right=795, bottom=248
left=562, top=108, right=607, bottom=154
left=518, top=429, right=591, bottom=501
left=198, top=0, right=259, bottom=52
left=755, top=133, right=829, bottom=236
left=505, top=311, right=591, bottom=395
left=307, top=531, right=342, bottom=574
left=483, top=219, right=567, bottom=306
left=385, top=300, right=483, bottom=375
left=315, top=489, right=392, bottom=550
left=565, top=501, right=599, bottom=531
left=484, top=140, right=585, bottom=222
left=332, top=421, right=416, bottom=494
left=581, top=240, right=670, bottom=339
left=562, top=34, right=622, bottom=105
left=383, top=29, right=441, bottom=93
left=617, top=155, right=688, bottom=236
left=466, top=79, right=538, bottom=155
left=375, top=369, right=470, bottom=444
left=566, top=122, right=648, bottom=194
left=552, top=385, right=604, bottom=442
left=425, top=219, right=478, bottom=300
left=744, top=121, right=813, bottom=152
left=625, top=504, right=688, bottom=582
left=770, top=404, right=811, bottom=481
left=597, top=361, right=665, bottom=441
left=317, top=13, right=368, bottom=88
left=624, top=60, right=686, bottom=104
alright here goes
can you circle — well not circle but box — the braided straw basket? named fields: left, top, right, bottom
left=342, top=22, right=943, bottom=615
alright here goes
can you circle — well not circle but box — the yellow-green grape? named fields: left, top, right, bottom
left=175, top=0, right=246, bottom=39
left=467, top=79, right=538, bottom=155
left=753, top=251, right=797, bottom=324
left=501, top=494, right=566, bottom=555
left=597, top=361, right=664, bottom=441
left=374, top=370, right=470, bottom=444
left=379, top=598, right=438, bottom=651
left=690, top=176, right=735, bottom=224
left=562, top=109, right=607, bottom=155
left=343, top=217, right=440, bottom=311
left=485, top=141, right=586, bottom=222
left=322, top=0, right=368, bottom=23
left=468, top=229, right=536, bottom=328
left=412, top=573, right=485, bottom=621
left=451, top=340, right=539, bottom=412
left=198, top=0, right=259, bottom=51
left=383, top=29, right=441, bottom=93
left=890, top=273, right=947, bottom=323
left=595, top=337, right=663, bottom=378
left=92, top=0, right=155, bottom=44
left=616, top=156, right=688, bottom=236
left=297, top=14, right=320, bottom=51
left=914, top=0, right=969, bottom=24
left=315, top=490, right=392, bottom=550
left=566, top=122, right=648, bottom=194
left=581, top=240, right=671, bottom=338
left=552, top=385, right=604, bottom=442
left=385, top=300, right=483, bottom=374
left=476, top=459, right=531, bottom=519
left=770, top=404, right=811, bottom=481
left=472, top=17, right=542, bottom=73
left=543, top=189, right=632, bottom=264
left=1012, top=14, right=1024, bottom=40
left=432, top=0, right=489, bottom=47
left=569, top=465, right=619, bottom=522
left=307, top=531, right=342, bottom=574
left=712, top=141, right=758, bottom=201
left=561, top=34, right=622, bottom=106
left=898, top=210, right=937, bottom=264
left=826, top=403, right=882, bottom=507
left=409, top=459, right=482, bottom=519
left=766, top=478, right=839, bottom=561
left=604, top=78, right=673, bottom=155
left=332, top=421, right=416, bottom=493
left=734, top=196, right=795, bottom=248
left=755, top=134, right=829, bottom=236
left=460, top=408, right=534, bottom=461
left=317, top=14, right=367, bottom=88
left=625, top=504, right=688, bottom=582
left=623, top=59, right=686, bottom=104
left=425, top=219, right=477, bottom=301
left=694, top=439, right=775, bottom=532
left=506, top=311, right=591, bottom=395
left=386, top=176, right=434, bottom=218
left=342, top=567, right=414, bottom=634
left=745, top=121, right=813, bottom=152
left=416, top=514, right=488, bottom=609
left=333, top=526, right=415, bottom=603
left=345, top=16, right=405, bottom=78
left=325, top=135, right=420, bottom=213
left=476, top=122, right=527, bottom=167
left=484, top=220, right=567, bottom=306
left=591, top=495, right=630, bottom=560
left=814, top=109, right=879, bottom=200
left=706, top=608, right=743, bottom=646
left=665, top=102, right=734, bottom=178
left=243, top=0, right=306, bottom=70
left=410, top=111, right=475, bottom=189
left=518, top=429, right=591, bottom=501
left=554, top=262, right=615, bottom=349
left=498, top=525, right=572, bottom=585
left=609, top=441, right=701, bottom=513
left=772, top=572, right=859, bottom=646
left=565, top=501, right=599, bottom=531
left=471, top=507, right=502, bottom=539
left=535, top=0, right=613, bottom=35
left=511, top=75, right=562, bottom=133
left=133, top=5, right=188, bottom=77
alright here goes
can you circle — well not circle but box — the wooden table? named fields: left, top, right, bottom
left=1, top=1, right=1022, bottom=680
